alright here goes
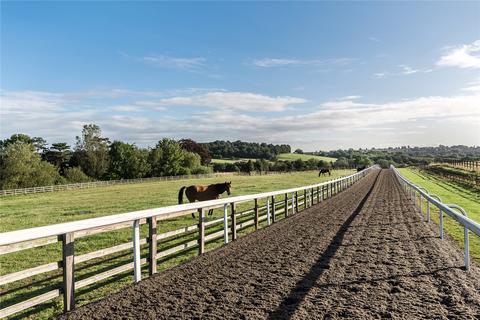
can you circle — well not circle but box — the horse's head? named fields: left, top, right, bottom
left=224, top=181, right=232, bottom=195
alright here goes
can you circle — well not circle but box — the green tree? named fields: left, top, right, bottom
left=44, top=142, right=72, bottom=173
left=377, top=159, right=391, bottom=169
left=182, top=151, right=202, bottom=170
left=0, top=142, right=60, bottom=189
left=149, top=138, right=185, bottom=176
left=72, top=124, right=110, bottom=179
left=293, top=159, right=305, bottom=171
left=1, top=134, right=47, bottom=153
left=108, top=141, right=150, bottom=179
left=64, top=167, right=91, bottom=183
left=179, top=139, right=212, bottom=165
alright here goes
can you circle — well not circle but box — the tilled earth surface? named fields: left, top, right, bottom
left=60, top=169, right=480, bottom=320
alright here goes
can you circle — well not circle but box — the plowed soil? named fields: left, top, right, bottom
left=60, top=169, right=480, bottom=320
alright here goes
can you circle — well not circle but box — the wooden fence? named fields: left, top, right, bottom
left=0, top=167, right=374, bottom=318
left=436, top=160, right=480, bottom=172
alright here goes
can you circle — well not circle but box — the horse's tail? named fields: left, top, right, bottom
left=178, top=186, right=186, bottom=204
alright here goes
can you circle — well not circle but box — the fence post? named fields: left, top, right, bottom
left=148, top=217, right=157, bottom=275
left=266, top=197, right=271, bottom=225
left=304, top=189, right=307, bottom=209
left=62, top=233, right=75, bottom=312
left=316, top=186, right=320, bottom=203
left=271, top=195, right=276, bottom=223
left=419, top=194, right=423, bottom=214
left=427, top=200, right=430, bottom=223
left=311, top=188, right=314, bottom=205
left=198, top=208, right=205, bottom=254
left=132, top=219, right=141, bottom=282
left=231, top=203, right=237, bottom=240
left=223, top=204, right=229, bottom=244
left=464, top=226, right=470, bottom=270
left=284, top=193, right=288, bottom=217
left=439, top=209, right=444, bottom=240
left=254, top=199, right=259, bottom=230
left=295, top=191, right=299, bottom=213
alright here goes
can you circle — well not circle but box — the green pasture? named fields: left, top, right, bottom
left=0, top=169, right=353, bottom=319
left=210, top=158, right=255, bottom=164
left=398, top=168, right=480, bottom=263
left=276, top=153, right=336, bottom=162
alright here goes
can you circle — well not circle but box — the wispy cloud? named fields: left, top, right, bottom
left=251, top=57, right=356, bottom=68
left=374, top=65, right=433, bottom=78
left=141, top=54, right=206, bottom=70
left=368, top=36, right=380, bottom=42
left=437, top=40, right=480, bottom=69
left=398, top=64, right=433, bottom=75
left=157, top=91, right=307, bottom=112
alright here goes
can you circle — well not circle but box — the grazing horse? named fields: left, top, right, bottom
left=357, top=166, right=366, bottom=172
left=178, top=181, right=232, bottom=218
left=319, top=168, right=331, bottom=176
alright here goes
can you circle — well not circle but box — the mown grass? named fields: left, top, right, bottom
left=0, top=169, right=353, bottom=319
left=210, top=158, right=255, bottom=164
left=398, top=167, right=480, bottom=263
left=276, top=153, right=336, bottom=162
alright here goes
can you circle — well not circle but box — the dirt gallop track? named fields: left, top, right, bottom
left=61, top=170, right=480, bottom=320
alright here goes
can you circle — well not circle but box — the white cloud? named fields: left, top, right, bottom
left=398, top=64, right=433, bottom=75
left=252, top=57, right=356, bottom=68
left=157, top=91, right=307, bottom=112
left=338, top=95, right=362, bottom=101
left=141, top=55, right=206, bottom=70
left=374, top=65, right=433, bottom=78
left=2, top=87, right=479, bottom=149
left=461, top=78, right=480, bottom=93
left=368, top=37, right=380, bottom=42
left=437, top=40, right=480, bottom=69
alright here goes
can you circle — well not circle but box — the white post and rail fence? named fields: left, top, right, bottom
left=391, top=165, right=480, bottom=271
left=0, top=168, right=373, bottom=318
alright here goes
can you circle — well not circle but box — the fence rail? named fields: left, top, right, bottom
left=0, top=171, right=301, bottom=197
left=0, top=167, right=374, bottom=318
left=391, top=165, right=480, bottom=270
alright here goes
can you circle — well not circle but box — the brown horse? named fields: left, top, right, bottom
left=178, top=181, right=232, bottom=218
left=319, top=168, right=331, bottom=176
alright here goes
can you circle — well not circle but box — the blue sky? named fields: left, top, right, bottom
left=1, top=1, right=479, bottom=150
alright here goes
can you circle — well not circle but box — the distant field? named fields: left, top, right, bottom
left=210, top=158, right=255, bottom=164
left=211, top=153, right=336, bottom=164
left=276, top=153, right=336, bottom=162
left=0, top=169, right=353, bottom=319
left=398, top=167, right=479, bottom=262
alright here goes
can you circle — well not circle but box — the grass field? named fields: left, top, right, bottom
left=210, top=158, right=255, bottom=164
left=398, top=167, right=480, bottom=262
left=0, top=169, right=353, bottom=319
left=276, top=153, right=336, bottom=162
left=211, top=153, right=336, bottom=164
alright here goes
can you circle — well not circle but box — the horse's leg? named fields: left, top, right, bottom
left=208, top=209, right=214, bottom=216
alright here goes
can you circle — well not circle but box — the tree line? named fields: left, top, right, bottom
left=201, top=140, right=291, bottom=160
left=314, top=145, right=480, bottom=167
left=0, top=125, right=214, bottom=189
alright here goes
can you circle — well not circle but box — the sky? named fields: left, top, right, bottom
left=1, top=1, right=479, bottom=151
